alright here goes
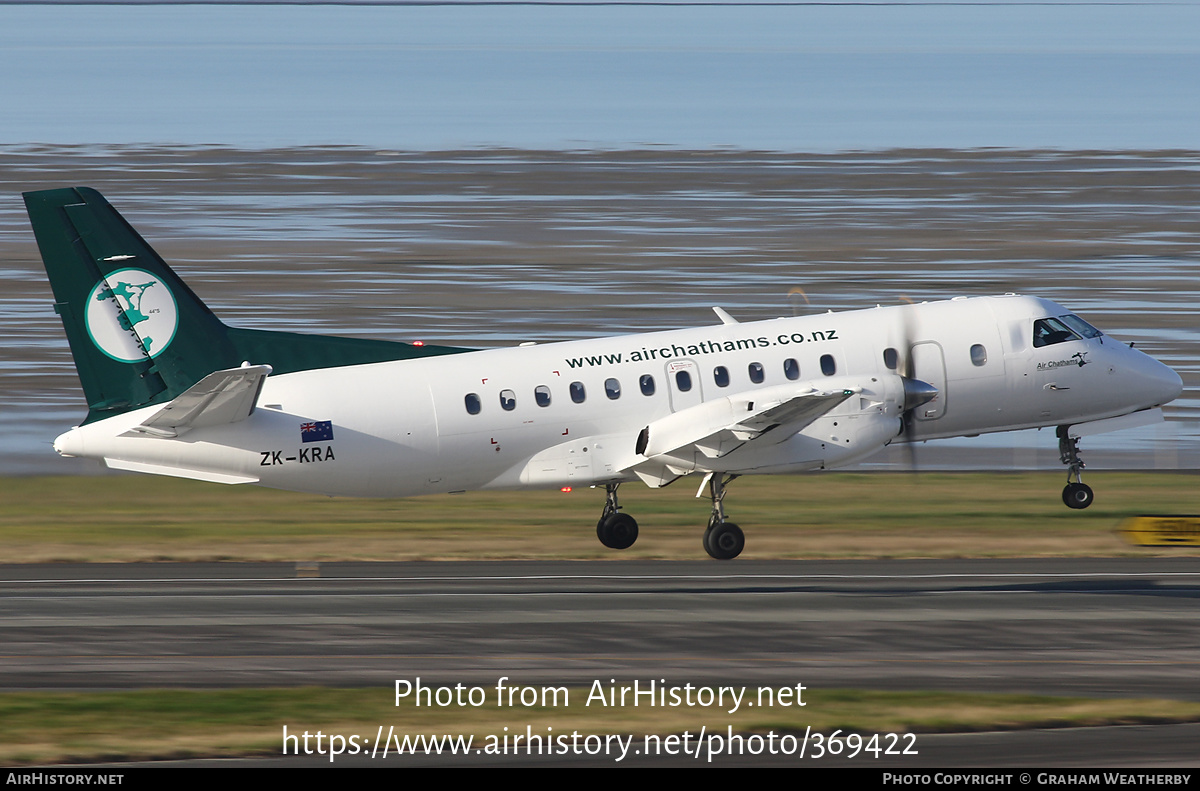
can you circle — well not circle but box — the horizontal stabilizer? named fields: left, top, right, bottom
left=104, top=458, right=260, bottom=485
left=122, top=364, right=272, bottom=438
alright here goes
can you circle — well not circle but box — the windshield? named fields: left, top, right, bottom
left=1059, top=313, right=1103, bottom=339
left=1033, top=314, right=1103, bottom=348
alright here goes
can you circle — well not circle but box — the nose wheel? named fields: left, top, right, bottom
left=1057, top=426, right=1093, bottom=510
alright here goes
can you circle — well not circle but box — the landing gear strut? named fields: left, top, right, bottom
left=1057, top=426, right=1094, bottom=510
left=702, top=474, right=744, bottom=560
left=596, top=483, right=638, bottom=549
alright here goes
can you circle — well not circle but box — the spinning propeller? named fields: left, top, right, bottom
left=785, top=287, right=937, bottom=470
left=896, top=298, right=939, bottom=470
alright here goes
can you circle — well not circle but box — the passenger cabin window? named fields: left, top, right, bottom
left=1033, top=317, right=1081, bottom=348
left=883, top=348, right=899, bottom=370
left=713, top=366, right=730, bottom=388
left=605, top=378, right=621, bottom=400
left=464, top=393, right=481, bottom=415
left=675, top=370, right=693, bottom=392
left=784, top=358, right=800, bottom=380
left=970, top=344, right=987, bottom=367
left=748, top=362, right=764, bottom=384
left=820, top=354, right=836, bottom=376
left=500, top=389, right=516, bottom=411
left=640, top=374, right=656, bottom=396
left=570, top=381, right=586, bottom=403
left=534, top=385, right=551, bottom=407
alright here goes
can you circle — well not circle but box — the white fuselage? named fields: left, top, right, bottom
left=55, top=295, right=1182, bottom=497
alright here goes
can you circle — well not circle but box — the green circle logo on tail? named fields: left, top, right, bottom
left=85, top=268, right=179, bottom=362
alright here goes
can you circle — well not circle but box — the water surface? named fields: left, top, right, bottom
left=2, top=147, right=1195, bottom=473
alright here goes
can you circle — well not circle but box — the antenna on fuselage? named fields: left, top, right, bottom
left=712, top=306, right=739, bottom=325
left=788, top=287, right=811, bottom=316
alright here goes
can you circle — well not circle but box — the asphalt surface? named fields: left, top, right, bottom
left=4, top=558, right=1198, bottom=695
left=4, top=558, right=1199, bottom=766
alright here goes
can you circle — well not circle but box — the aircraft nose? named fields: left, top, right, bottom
left=1148, top=361, right=1184, bottom=406
left=1123, top=346, right=1184, bottom=409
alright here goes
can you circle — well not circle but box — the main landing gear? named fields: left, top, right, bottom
left=703, top=474, right=744, bottom=561
left=1057, top=426, right=1094, bottom=510
left=593, top=477, right=747, bottom=559
left=596, top=483, right=639, bottom=549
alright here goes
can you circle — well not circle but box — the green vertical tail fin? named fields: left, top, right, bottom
left=25, top=187, right=237, bottom=422
left=24, top=187, right=470, bottom=424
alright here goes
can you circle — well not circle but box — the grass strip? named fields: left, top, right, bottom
left=1, top=472, right=1197, bottom=563
left=4, top=686, right=1200, bottom=765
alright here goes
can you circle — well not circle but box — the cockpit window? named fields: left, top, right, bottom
left=1059, top=314, right=1103, bottom=339
left=1033, top=317, right=1081, bottom=348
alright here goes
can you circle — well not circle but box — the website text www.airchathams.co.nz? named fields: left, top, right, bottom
left=564, top=330, right=840, bottom=370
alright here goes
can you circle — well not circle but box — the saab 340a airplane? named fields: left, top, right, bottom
left=24, top=188, right=1183, bottom=559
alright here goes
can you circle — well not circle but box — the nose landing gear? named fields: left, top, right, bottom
left=1057, top=426, right=1094, bottom=510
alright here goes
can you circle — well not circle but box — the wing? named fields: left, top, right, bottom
left=624, top=383, right=857, bottom=487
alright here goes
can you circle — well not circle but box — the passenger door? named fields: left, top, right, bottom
left=665, top=359, right=704, bottom=412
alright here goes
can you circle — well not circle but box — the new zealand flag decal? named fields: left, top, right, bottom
left=300, top=420, right=334, bottom=443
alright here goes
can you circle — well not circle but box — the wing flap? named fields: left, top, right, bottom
left=626, top=384, right=857, bottom=472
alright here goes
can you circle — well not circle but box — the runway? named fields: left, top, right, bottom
left=4, top=558, right=1199, bottom=766
left=4, top=558, right=1198, bottom=698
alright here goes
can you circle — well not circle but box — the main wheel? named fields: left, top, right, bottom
left=597, top=513, right=639, bottom=550
left=704, top=521, right=744, bottom=560
left=1062, top=482, right=1094, bottom=510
